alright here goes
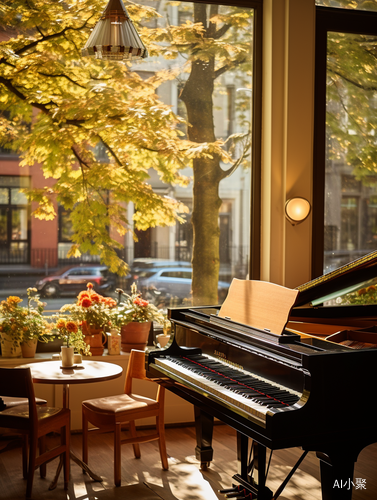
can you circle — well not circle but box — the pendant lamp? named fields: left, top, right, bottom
left=81, top=0, right=148, bottom=61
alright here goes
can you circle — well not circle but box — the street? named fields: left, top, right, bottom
left=0, top=274, right=118, bottom=315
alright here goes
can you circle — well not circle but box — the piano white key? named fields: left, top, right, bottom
left=155, top=357, right=276, bottom=425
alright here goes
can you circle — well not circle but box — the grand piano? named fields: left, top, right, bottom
left=146, top=251, right=377, bottom=500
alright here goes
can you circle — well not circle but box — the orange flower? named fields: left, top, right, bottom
left=87, top=283, right=94, bottom=290
left=56, top=319, right=66, bottom=329
left=91, top=293, right=100, bottom=303
left=78, top=291, right=90, bottom=300
left=80, top=298, right=92, bottom=308
left=106, top=298, right=117, bottom=308
left=133, top=297, right=149, bottom=307
left=7, top=296, right=22, bottom=305
left=66, top=321, right=78, bottom=333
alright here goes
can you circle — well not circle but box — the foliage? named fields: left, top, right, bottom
left=0, top=0, right=196, bottom=275
left=326, top=26, right=377, bottom=185
left=0, top=0, right=253, bottom=304
left=0, top=288, right=54, bottom=351
left=339, top=284, right=377, bottom=305
left=61, top=282, right=117, bottom=329
left=113, top=282, right=165, bottom=325
left=53, top=317, right=91, bottom=355
left=317, top=1, right=377, bottom=9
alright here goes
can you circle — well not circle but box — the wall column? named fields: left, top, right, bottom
left=261, top=0, right=315, bottom=288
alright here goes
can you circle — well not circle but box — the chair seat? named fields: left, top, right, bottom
left=83, top=393, right=159, bottom=414
left=1, top=405, right=65, bottom=420
left=2, top=397, right=47, bottom=408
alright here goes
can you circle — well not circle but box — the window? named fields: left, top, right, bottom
left=131, top=0, right=262, bottom=305
left=313, top=7, right=377, bottom=277
left=0, top=176, right=30, bottom=264
left=316, top=0, right=377, bottom=12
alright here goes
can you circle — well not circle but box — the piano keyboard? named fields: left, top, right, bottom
left=154, top=354, right=302, bottom=425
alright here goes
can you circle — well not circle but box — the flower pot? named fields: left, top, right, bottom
left=121, top=322, right=151, bottom=353
left=21, top=338, right=38, bottom=358
left=1, top=333, right=22, bottom=358
left=82, top=322, right=106, bottom=356
left=61, top=346, right=75, bottom=367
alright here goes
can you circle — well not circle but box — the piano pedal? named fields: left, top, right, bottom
left=219, top=485, right=254, bottom=499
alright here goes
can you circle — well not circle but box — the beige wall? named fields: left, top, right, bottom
left=261, top=0, right=315, bottom=289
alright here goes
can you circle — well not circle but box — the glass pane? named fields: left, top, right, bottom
left=316, top=0, right=377, bottom=12
left=59, top=206, right=74, bottom=242
left=131, top=0, right=253, bottom=306
left=9, top=241, right=28, bottom=263
left=0, top=176, right=30, bottom=188
left=324, top=31, right=377, bottom=278
left=11, top=208, right=28, bottom=240
left=0, top=188, right=9, bottom=204
left=11, top=188, right=28, bottom=205
left=0, top=208, right=7, bottom=243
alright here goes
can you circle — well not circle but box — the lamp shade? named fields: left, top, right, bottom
left=81, top=0, right=148, bottom=61
left=285, top=197, right=311, bottom=226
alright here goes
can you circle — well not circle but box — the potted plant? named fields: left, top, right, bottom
left=0, top=288, right=55, bottom=358
left=114, top=283, right=166, bottom=352
left=60, top=283, right=117, bottom=355
left=54, top=318, right=91, bottom=365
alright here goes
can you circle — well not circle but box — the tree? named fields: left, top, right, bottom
left=0, top=0, right=193, bottom=274
left=0, top=0, right=252, bottom=304
left=141, top=1, right=253, bottom=304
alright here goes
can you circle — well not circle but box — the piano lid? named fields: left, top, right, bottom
left=295, top=250, right=377, bottom=307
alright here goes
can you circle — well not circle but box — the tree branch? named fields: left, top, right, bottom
left=14, top=14, right=96, bottom=57
left=213, top=56, right=247, bottom=80
left=330, top=67, right=377, bottom=92
left=38, top=72, right=87, bottom=89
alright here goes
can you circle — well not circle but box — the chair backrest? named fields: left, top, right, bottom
left=0, top=367, right=38, bottom=425
left=124, top=350, right=148, bottom=394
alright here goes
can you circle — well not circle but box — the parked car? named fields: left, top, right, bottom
left=35, top=265, right=116, bottom=298
left=135, top=267, right=229, bottom=305
left=125, top=259, right=191, bottom=289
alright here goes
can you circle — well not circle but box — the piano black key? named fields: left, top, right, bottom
left=172, top=355, right=299, bottom=408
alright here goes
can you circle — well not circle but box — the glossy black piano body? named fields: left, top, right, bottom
left=146, top=251, right=377, bottom=499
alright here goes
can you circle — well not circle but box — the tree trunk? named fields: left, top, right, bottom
left=180, top=4, right=224, bottom=305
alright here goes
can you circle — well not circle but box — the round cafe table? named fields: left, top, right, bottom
left=20, top=359, right=123, bottom=489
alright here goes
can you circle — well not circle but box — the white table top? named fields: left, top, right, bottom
left=19, top=360, right=123, bottom=385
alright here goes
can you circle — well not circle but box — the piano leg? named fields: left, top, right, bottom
left=233, top=435, right=273, bottom=500
left=194, top=406, right=214, bottom=469
left=317, top=452, right=355, bottom=500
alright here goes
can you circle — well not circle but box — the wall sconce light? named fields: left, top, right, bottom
left=81, top=0, right=148, bottom=61
left=285, top=197, right=311, bottom=226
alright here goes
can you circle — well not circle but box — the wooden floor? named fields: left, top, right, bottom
left=0, top=424, right=376, bottom=500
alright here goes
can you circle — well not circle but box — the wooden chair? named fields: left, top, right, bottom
left=0, top=395, right=48, bottom=477
left=0, top=367, right=70, bottom=499
left=82, top=349, right=168, bottom=486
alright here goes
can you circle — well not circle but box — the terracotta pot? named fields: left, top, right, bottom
left=82, top=322, right=106, bottom=356
left=21, top=338, right=38, bottom=358
left=1, top=333, right=22, bottom=358
left=121, top=322, right=151, bottom=353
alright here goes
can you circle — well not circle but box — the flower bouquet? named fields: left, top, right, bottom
left=0, top=288, right=54, bottom=357
left=54, top=318, right=91, bottom=356
left=113, top=283, right=166, bottom=352
left=60, top=283, right=117, bottom=355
